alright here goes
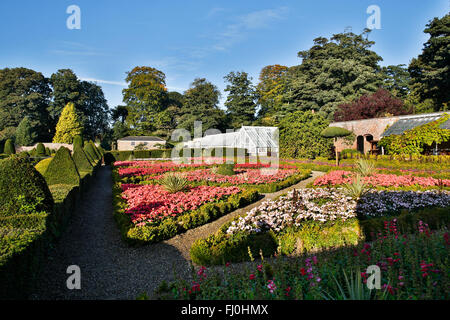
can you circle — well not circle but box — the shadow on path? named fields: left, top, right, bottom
left=30, top=168, right=324, bottom=300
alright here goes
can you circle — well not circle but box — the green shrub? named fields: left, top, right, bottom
left=355, top=159, right=376, bottom=177
left=43, top=147, right=80, bottom=186
left=84, top=143, right=99, bottom=164
left=4, top=139, right=15, bottom=155
left=0, top=156, right=54, bottom=217
left=36, top=143, right=46, bottom=157
left=34, top=157, right=53, bottom=175
left=215, top=163, right=235, bottom=176
left=45, top=147, right=51, bottom=156
left=72, top=144, right=93, bottom=172
left=104, top=152, right=116, bottom=165
left=73, top=135, right=83, bottom=149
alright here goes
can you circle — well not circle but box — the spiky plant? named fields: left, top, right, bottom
left=160, top=172, right=189, bottom=193
left=342, top=174, right=371, bottom=199
left=321, top=268, right=388, bottom=300
left=355, top=158, right=376, bottom=177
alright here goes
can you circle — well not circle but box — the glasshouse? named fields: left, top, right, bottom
left=183, top=126, right=279, bottom=156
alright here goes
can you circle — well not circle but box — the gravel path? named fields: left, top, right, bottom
left=29, top=167, right=324, bottom=300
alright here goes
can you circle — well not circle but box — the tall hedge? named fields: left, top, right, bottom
left=43, top=147, right=80, bottom=186
left=72, top=144, right=93, bottom=172
left=89, top=141, right=102, bottom=159
left=0, top=155, right=54, bottom=217
left=4, top=139, right=15, bottom=155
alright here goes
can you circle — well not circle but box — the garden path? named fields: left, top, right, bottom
left=29, top=167, right=324, bottom=300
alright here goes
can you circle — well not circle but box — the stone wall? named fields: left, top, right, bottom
left=17, top=143, right=74, bottom=153
left=331, top=116, right=400, bottom=153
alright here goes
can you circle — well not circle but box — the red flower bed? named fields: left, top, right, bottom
left=146, top=168, right=298, bottom=185
left=313, top=170, right=450, bottom=188
left=122, top=184, right=241, bottom=225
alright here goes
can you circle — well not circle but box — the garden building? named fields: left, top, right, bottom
left=117, top=136, right=166, bottom=151
left=331, top=112, right=450, bottom=155
left=183, top=126, right=279, bottom=156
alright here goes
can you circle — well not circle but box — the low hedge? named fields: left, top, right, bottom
left=190, top=206, right=450, bottom=266
left=104, top=149, right=172, bottom=164
left=112, top=170, right=260, bottom=245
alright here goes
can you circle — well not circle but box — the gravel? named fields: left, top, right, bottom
left=29, top=167, right=324, bottom=300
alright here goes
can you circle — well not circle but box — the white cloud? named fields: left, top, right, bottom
left=214, top=7, right=289, bottom=50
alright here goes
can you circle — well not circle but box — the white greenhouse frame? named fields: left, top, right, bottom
left=183, top=126, right=279, bottom=156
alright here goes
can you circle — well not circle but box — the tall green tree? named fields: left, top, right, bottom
left=408, top=14, right=450, bottom=111
left=281, top=30, right=384, bottom=119
left=256, top=65, right=289, bottom=118
left=381, top=64, right=411, bottom=99
left=122, top=66, right=168, bottom=134
left=15, top=116, right=36, bottom=146
left=0, top=67, right=51, bottom=141
left=49, top=69, right=83, bottom=127
left=111, top=105, right=129, bottom=123
left=224, top=71, right=257, bottom=128
left=178, top=78, right=227, bottom=134
left=78, top=81, right=110, bottom=140
left=53, top=103, right=84, bottom=143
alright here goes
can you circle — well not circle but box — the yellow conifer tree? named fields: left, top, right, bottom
left=52, top=102, right=84, bottom=143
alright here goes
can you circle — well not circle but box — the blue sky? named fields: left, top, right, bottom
left=0, top=0, right=448, bottom=109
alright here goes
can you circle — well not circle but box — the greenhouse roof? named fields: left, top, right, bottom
left=381, top=113, right=449, bottom=137
left=183, top=126, right=279, bottom=150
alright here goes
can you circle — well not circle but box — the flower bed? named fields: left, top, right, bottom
left=122, top=184, right=241, bottom=226
left=156, top=224, right=450, bottom=300
left=313, top=170, right=450, bottom=188
left=226, top=189, right=450, bottom=235
left=146, top=168, right=299, bottom=185
left=190, top=188, right=450, bottom=265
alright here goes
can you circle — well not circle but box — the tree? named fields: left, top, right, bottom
left=53, top=103, right=84, bottom=143
left=178, top=78, right=227, bottom=134
left=281, top=30, right=384, bottom=119
left=333, top=88, right=411, bottom=122
left=256, top=65, right=289, bottom=118
left=224, top=71, right=257, bottom=128
left=0, top=67, right=51, bottom=141
left=49, top=69, right=83, bottom=129
left=111, top=105, right=129, bottom=123
left=15, top=116, right=37, bottom=146
left=122, top=66, right=168, bottom=134
left=49, top=69, right=110, bottom=140
left=321, top=127, right=352, bottom=166
left=78, top=81, right=110, bottom=140
left=112, top=121, right=129, bottom=142
left=381, top=64, right=411, bottom=99
left=279, top=111, right=332, bottom=159
left=409, top=14, right=450, bottom=111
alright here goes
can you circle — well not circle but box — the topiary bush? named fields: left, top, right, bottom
left=43, top=147, right=80, bottom=186
left=73, top=135, right=83, bottom=149
left=0, top=155, right=54, bottom=217
left=34, top=157, right=53, bottom=175
left=72, top=144, right=93, bottom=172
left=36, top=143, right=46, bottom=157
left=45, top=147, right=51, bottom=156
left=84, top=143, right=98, bottom=164
left=4, top=139, right=15, bottom=155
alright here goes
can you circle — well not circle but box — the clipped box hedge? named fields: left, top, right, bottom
left=0, top=151, right=102, bottom=299
left=104, top=149, right=172, bottom=164
left=190, top=205, right=450, bottom=266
